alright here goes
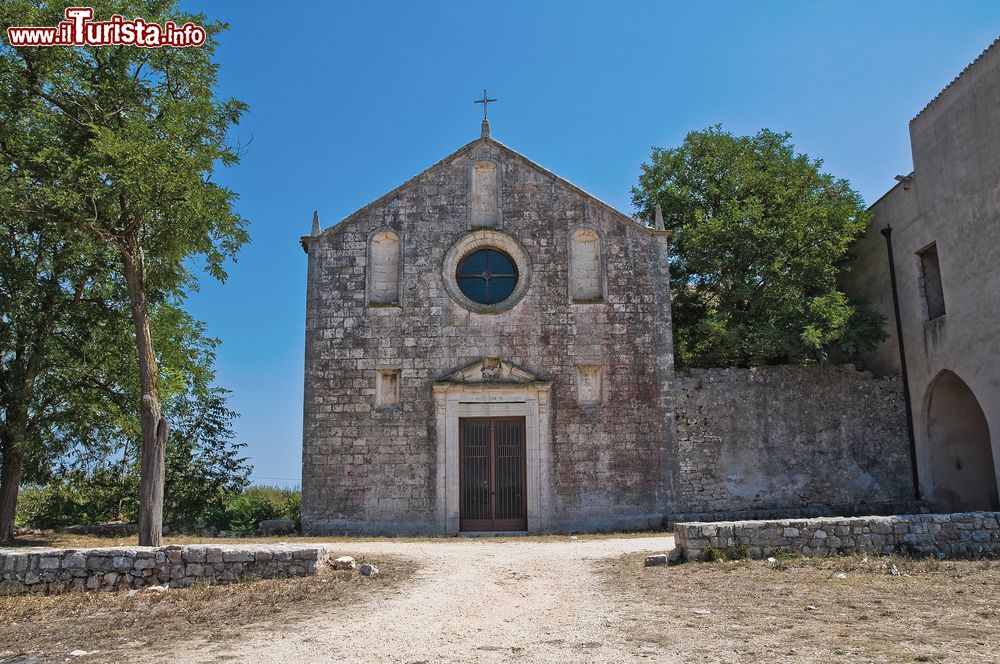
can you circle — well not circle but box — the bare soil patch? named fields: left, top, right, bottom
left=600, top=552, right=1000, bottom=663
left=0, top=553, right=413, bottom=664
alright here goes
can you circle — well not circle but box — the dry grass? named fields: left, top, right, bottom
left=600, top=552, right=1000, bottom=663
left=4, top=529, right=668, bottom=550
left=0, top=554, right=413, bottom=663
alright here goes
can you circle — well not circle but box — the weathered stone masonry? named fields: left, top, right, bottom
left=302, top=130, right=676, bottom=534
left=670, top=366, right=917, bottom=523
left=301, top=127, right=919, bottom=535
left=675, top=512, right=1000, bottom=560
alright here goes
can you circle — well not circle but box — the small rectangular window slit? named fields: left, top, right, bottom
left=917, top=243, right=946, bottom=321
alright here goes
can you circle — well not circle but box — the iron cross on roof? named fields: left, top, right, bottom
left=474, top=88, right=497, bottom=120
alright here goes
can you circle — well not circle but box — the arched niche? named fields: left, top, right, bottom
left=470, top=159, right=501, bottom=228
left=368, top=230, right=400, bottom=306
left=569, top=227, right=604, bottom=302
left=923, top=370, right=999, bottom=511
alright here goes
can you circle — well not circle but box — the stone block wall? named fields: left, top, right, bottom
left=0, top=543, right=331, bottom=595
left=671, top=366, right=916, bottom=520
left=302, top=134, right=675, bottom=534
left=675, top=512, right=1000, bottom=560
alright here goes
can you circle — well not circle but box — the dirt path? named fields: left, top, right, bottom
left=153, top=535, right=674, bottom=664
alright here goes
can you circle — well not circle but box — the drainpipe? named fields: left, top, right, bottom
left=880, top=225, right=921, bottom=500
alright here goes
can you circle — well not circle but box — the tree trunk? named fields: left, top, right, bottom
left=121, top=244, right=168, bottom=547
left=0, top=439, right=24, bottom=542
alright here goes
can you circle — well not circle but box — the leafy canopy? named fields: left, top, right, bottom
left=0, top=0, right=249, bottom=297
left=0, top=1, right=250, bottom=542
left=0, top=215, right=126, bottom=480
left=632, top=126, right=885, bottom=368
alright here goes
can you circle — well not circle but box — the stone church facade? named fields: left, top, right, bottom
left=301, top=120, right=677, bottom=534
left=300, top=112, right=935, bottom=534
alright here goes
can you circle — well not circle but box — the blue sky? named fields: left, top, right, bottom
left=179, top=1, right=1000, bottom=486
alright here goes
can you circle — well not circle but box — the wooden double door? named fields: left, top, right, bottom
left=459, top=417, right=527, bottom=532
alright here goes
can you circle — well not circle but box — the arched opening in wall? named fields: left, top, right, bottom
left=569, top=227, right=603, bottom=302
left=923, top=370, right=999, bottom=512
left=368, top=230, right=400, bottom=305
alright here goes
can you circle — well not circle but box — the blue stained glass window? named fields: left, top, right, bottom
left=456, top=249, right=519, bottom=305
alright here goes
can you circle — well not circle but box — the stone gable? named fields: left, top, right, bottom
left=301, top=127, right=677, bottom=534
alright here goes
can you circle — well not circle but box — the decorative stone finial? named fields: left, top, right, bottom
left=481, top=119, right=491, bottom=139
left=654, top=203, right=665, bottom=231
left=311, top=210, right=321, bottom=236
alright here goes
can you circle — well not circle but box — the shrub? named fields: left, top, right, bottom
left=14, top=467, right=138, bottom=529
left=280, top=489, right=302, bottom=530
left=16, top=476, right=302, bottom=534
left=14, top=485, right=45, bottom=529
left=217, top=485, right=301, bottom=532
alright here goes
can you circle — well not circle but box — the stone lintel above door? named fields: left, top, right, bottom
left=434, top=357, right=552, bottom=387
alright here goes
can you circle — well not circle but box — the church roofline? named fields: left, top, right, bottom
left=488, top=136, right=659, bottom=234
left=300, top=133, right=660, bottom=251
left=866, top=172, right=913, bottom=212
left=866, top=37, right=1000, bottom=211
left=912, top=35, right=1000, bottom=123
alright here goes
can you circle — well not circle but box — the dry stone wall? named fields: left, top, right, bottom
left=671, top=366, right=917, bottom=521
left=0, top=543, right=331, bottom=595
left=675, top=512, right=1000, bottom=560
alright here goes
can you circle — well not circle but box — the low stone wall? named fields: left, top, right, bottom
left=675, top=512, right=1000, bottom=561
left=672, top=366, right=916, bottom=519
left=0, top=543, right=332, bottom=595
left=665, top=504, right=917, bottom=528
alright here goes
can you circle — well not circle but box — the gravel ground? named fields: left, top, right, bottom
left=0, top=555, right=413, bottom=663
left=148, top=534, right=676, bottom=664
left=8, top=534, right=995, bottom=663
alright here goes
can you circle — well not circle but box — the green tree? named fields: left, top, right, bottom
left=0, top=214, right=129, bottom=540
left=17, top=386, right=250, bottom=529
left=162, top=387, right=251, bottom=527
left=632, top=126, right=884, bottom=368
left=0, top=211, right=236, bottom=539
left=0, top=1, right=248, bottom=545
left=57, top=304, right=243, bottom=526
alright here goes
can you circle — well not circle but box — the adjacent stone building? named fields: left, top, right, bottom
left=843, top=38, right=1000, bottom=513
left=301, top=120, right=677, bottom=534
